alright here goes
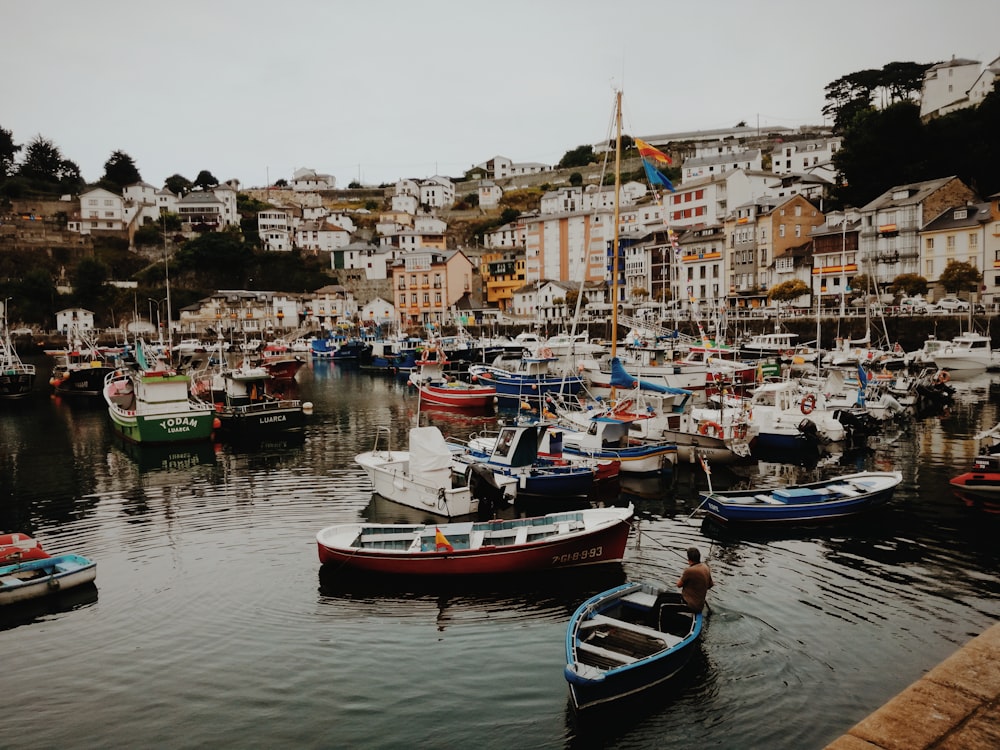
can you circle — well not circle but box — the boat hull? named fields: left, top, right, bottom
left=0, top=368, right=35, bottom=398
left=564, top=581, right=702, bottom=711
left=215, top=402, right=307, bottom=434
left=0, top=554, right=97, bottom=605
left=949, top=472, right=1000, bottom=497
left=702, top=470, right=902, bottom=523
left=415, top=382, right=496, bottom=408
left=109, top=409, right=216, bottom=443
left=316, top=508, right=633, bottom=575
left=52, top=365, right=115, bottom=397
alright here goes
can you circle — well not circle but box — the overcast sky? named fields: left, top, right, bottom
left=3, top=1, right=998, bottom=190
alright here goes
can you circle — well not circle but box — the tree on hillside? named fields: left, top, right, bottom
left=165, top=173, right=192, bottom=196
left=101, top=150, right=141, bottom=191
left=569, top=172, right=583, bottom=187
left=558, top=145, right=595, bottom=169
left=173, top=230, right=252, bottom=287
left=938, top=260, right=981, bottom=296
left=0, top=126, right=20, bottom=178
left=823, top=62, right=930, bottom=132
left=831, top=101, right=928, bottom=208
left=17, top=135, right=83, bottom=194
left=71, top=257, right=109, bottom=306
left=194, top=170, right=219, bottom=190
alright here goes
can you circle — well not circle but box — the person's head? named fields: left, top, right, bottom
left=687, top=546, right=701, bottom=563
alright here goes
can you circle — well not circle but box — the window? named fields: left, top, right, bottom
left=926, top=238, right=934, bottom=250
left=795, top=225, right=801, bottom=238
left=946, top=236, right=956, bottom=249
left=926, top=259, right=934, bottom=276
left=969, top=233, right=978, bottom=248
left=779, top=225, right=785, bottom=238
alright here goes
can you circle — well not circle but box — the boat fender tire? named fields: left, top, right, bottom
left=801, top=393, right=817, bottom=415
left=936, top=370, right=950, bottom=383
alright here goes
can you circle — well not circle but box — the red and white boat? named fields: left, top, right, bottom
left=258, top=342, right=307, bottom=382
left=316, top=505, right=634, bottom=576
left=0, top=533, right=51, bottom=564
left=950, top=424, right=1000, bottom=498
left=408, top=345, right=496, bottom=409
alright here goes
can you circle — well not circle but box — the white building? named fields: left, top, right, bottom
left=55, top=307, right=96, bottom=333
left=920, top=56, right=984, bottom=120
left=478, top=180, right=503, bottom=209
left=295, top=219, right=351, bottom=253
left=75, top=188, right=125, bottom=233
left=770, top=137, right=842, bottom=175
left=681, top=149, right=762, bottom=183
left=290, top=167, right=336, bottom=191
left=419, top=176, right=455, bottom=208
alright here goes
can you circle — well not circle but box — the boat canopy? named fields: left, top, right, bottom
left=609, top=357, right=690, bottom=396
left=408, top=427, right=454, bottom=487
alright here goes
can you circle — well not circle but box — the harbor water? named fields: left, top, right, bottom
left=1, top=357, right=999, bottom=749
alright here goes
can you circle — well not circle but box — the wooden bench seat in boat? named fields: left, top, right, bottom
left=576, top=641, right=636, bottom=665
left=582, top=614, right=684, bottom=649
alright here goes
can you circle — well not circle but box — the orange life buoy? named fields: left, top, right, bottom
left=800, top=393, right=817, bottom=415
left=698, top=420, right=724, bottom=438
left=539, top=347, right=554, bottom=358
left=936, top=370, right=950, bottom=383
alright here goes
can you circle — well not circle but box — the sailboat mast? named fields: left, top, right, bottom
left=610, top=90, right=622, bottom=361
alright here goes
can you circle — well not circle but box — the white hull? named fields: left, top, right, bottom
left=356, top=450, right=480, bottom=517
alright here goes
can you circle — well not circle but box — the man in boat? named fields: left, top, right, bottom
left=676, top=546, right=713, bottom=613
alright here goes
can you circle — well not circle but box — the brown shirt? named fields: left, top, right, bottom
left=677, top=561, right=714, bottom=612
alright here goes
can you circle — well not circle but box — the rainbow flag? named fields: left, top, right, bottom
left=434, top=527, right=453, bottom=553
left=635, top=138, right=672, bottom=165
left=635, top=140, right=675, bottom=191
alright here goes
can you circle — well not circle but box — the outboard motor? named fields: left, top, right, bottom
left=466, top=463, right=510, bottom=518
left=797, top=418, right=818, bottom=438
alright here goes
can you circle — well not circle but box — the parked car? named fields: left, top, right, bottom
left=932, top=296, right=970, bottom=312
left=899, top=297, right=930, bottom=314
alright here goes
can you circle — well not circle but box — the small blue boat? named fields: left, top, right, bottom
left=700, top=470, right=903, bottom=524
left=564, top=581, right=703, bottom=711
left=0, top=554, right=98, bottom=606
left=468, top=350, right=582, bottom=403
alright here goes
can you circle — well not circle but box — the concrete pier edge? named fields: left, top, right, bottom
left=824, top=621, right=1000, bottom=749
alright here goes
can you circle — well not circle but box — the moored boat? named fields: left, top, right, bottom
left=0, top=316, right=35, bottom=399
left=355, top=425, right=516, bottom=518
left=564, top=581, right=703, bottom=711
left=0, top=533, right=51, bottom=564
left=315, top=505, right=634, bottom=575
left=0, top=553, right=97, bottom=606
left=949, top=423, right=1000, bottom=498
left=407, top=345, right=496, bottom=409
left=700, top=470, right=903, bottom=524
left=190, top=348, right=310, bottom=436
left=103, top=339, right=216, bottom=444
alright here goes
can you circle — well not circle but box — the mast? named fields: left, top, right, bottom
left=610, top=90, right=622, bottom=362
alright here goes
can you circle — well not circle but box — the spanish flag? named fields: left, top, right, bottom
left=435, top=527, right=453, bottom=552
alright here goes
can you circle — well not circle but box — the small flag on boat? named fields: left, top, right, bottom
left=434, top=527, right=453, bottom=553
left=699, top=454, right=711, bottom=475
left=635, top=137, right=675, bottom=192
